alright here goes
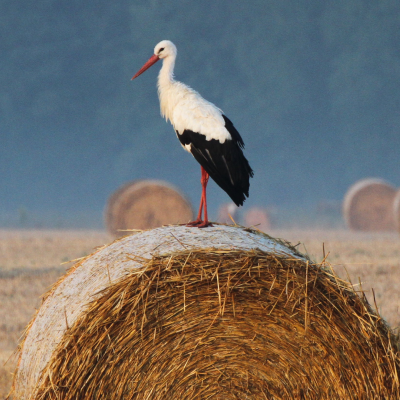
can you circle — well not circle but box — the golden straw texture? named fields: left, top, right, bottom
left=11, top=225, right=303, bottom=399
left=34, top=250, right=400, bottom=399
left=9, top=226, right=400, bottom=399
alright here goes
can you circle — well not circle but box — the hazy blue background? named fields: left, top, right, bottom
left=1, top=1, right=399, bottom=228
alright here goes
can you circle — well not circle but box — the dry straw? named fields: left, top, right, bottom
left=10, top=226, right=400, bottom=399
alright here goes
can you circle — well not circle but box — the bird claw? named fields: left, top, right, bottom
left=186, top=220, right=213, bottom=228
left=196, top=221, right=213, bottom=228
left=186, top=219, right=203, bottom=227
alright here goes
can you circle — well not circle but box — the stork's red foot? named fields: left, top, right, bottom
left=196, top=221, right=213, bottom=228
left=186, top=219, right=213, bottom=228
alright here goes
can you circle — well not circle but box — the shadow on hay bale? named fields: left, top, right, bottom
left=104, top=180, right=194, bottom=236
left=343, top=178, right=397, bottom=232
left=10, top=226, right=400, bottom=400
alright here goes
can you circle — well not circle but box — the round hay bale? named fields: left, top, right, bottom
left=343, top=178, right=397, bottom=231
left=244, top=206, right=271, bottom=232
left=12, top=226, right=400, bottom=400
left=217, top=203, right=239, bottom=224
left=393, top=189, right=400, bottom=234
left=104, top=180, right=194, bottom=236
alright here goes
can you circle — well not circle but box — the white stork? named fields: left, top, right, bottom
left=132, top=40, right=253, bottom=228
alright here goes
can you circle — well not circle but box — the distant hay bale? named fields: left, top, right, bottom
left=217, top=203, right=239, bottom=224
left=343, top=178, right=397, bottom=231
left=11, top=226, right=400, bottom=400
left=244, top=206, right=271, bottom=232
left=393, top=190, right=400, bottom=234
left=104, top=180, right=193, bottom=236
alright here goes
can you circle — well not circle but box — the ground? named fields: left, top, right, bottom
left=0, top=228, right=399, bottom=398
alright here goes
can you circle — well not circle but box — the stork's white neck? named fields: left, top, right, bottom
left=157, top=56, right=178, bottom=122
left=160, top=56, right=175, bottom=83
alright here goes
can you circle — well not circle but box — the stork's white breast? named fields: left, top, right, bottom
left=163, top=83, right=232, bottom=143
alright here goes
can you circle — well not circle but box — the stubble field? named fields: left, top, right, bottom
left=0, top=228, right=399, bottom=398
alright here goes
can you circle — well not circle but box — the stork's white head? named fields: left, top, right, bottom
left=132, top=40, right=177, bottom=80
left=154, top=40, right=177, bottom=60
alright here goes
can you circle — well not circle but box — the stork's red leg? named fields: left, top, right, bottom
left=187, top=166, right=213, bottom=228
left=187, top=195, right=204, bottom=226
left=196, top=194, right=204, bottom=221
left=196, top=167, right=213, bottom=228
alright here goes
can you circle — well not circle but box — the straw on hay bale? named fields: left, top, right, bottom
left=343, top=178, right=397, bottom=231
left=11, top=226, right=400, bottom=400
left=244, top=207, right=271, bottom=232
left=104, top=180, right=193, bottom=236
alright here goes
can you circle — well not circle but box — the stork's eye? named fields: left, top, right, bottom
left=159, top=48, right=165, bottom=53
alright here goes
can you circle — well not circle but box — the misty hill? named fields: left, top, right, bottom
left=1, top=1, right=399, bottom=226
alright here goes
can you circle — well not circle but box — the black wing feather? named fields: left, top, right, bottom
left=177, top=115, right=253, bottom=206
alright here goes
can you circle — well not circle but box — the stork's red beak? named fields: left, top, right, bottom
left=131, top=54, right=160, bottom=80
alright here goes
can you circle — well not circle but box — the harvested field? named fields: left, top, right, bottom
left=0, top=228, right=399, bottom=398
